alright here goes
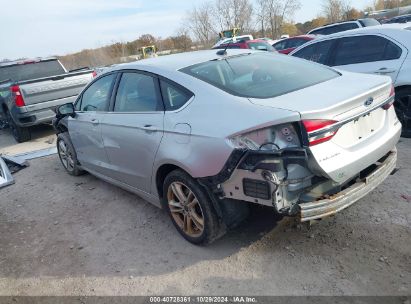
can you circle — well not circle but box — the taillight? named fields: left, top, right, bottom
left=92, top=71, right=97, bottom=78
left=382, top=84, right=395, bottom=110
left=303, top=119, right=339, bottom=146
left=10, top=85, right=25, bottom=107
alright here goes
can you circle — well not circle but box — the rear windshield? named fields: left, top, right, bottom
left=0, top=60, right=65, bottom=82
left=180, top=53, right=339, bottom=99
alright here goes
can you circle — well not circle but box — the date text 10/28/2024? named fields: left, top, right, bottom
left=149, top=297, right=258, bottom=303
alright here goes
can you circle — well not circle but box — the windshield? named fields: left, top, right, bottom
left=359, top=18, right=381, bottom=26
left=0, top=60, right=65, bottom=82
left=248, top=42, right=275, bottom=52
left=180, top=53, right=339, bottom=99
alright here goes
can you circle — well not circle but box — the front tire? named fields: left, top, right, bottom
left=395, top=87, right=411, bottom=138
left=163, top=170, right=224, bottom=245
left=6, top=111, right=31, bottom=143
left=57, top=132, right=84, bottom=176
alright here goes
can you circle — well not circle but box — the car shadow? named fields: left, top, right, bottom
left=0, top=155, right=286, bottom=279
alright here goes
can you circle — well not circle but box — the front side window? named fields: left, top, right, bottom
left=160, top=80, right=193, bottom=111
left=293, top=40, right=334, bottom=64
left=80, top=74, right=116, bottom=112
left=181, top=53, right=339, bottom=99
left=333, top=35, right=402, bottom=66
left=114, top=72, right=162, bottom=112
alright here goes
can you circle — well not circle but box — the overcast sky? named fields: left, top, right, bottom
left=0, top=0, right=374, bottom=60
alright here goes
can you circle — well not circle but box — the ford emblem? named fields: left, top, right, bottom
left=365, top=97, right=374, bottom=107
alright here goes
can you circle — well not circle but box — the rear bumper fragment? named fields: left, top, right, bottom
left=299, top=149, right=397, bottom=222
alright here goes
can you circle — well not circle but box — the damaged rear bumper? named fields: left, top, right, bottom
left=299, top=149, right=397, bottom=222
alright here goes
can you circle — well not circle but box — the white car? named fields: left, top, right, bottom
left=307, top=18, right=381, bottom=36
left=291, top=24, right=411, bottom=137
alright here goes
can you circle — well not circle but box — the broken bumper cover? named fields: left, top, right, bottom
left=0, top=157, right=14, bottom=188
left=299, top=149, right=397, bottom=222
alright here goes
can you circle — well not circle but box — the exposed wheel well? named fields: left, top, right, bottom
left=1, top=103, right=8, bottom=114
left=156, top=164, right=181, bottom=198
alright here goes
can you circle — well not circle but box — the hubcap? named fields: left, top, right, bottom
left=58, top=140, right=75, bottom=171
left=395, top=94, right=411, bottom=134
left=167, top=182, right=204, bottom=237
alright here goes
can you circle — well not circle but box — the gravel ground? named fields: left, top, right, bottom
left=0, top=139, right=410, bottom=296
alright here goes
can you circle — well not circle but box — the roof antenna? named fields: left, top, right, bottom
left=216, top=42, right=229, bottom=56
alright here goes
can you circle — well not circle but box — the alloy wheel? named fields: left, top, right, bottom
left=167, top=181, right=204, bottom=237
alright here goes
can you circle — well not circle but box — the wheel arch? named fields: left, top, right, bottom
left=394, top=84, right=411, bottom=92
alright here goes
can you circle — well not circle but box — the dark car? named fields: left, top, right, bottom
left=273, top=35, right=316, bottom=54
left=213, top=39, right=276, bottom=52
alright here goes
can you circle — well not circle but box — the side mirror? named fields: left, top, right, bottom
left=56, top=103, right=75, bottom=118
left=257, top=46, right=268, bottom=51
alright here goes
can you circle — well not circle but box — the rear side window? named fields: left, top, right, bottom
left=287, top=38, right=309, bottom=48
left=80, top=74, right=116, bottom=112
left=114, top=72, right=162, bottom=112
left=333, top=35, right=402, bottom=66
left=0, top=60, right=65, bottom=82
left=293, top=40, right=334, bottom=65
left=247, top=42, right=275, bottom=51
left=160, top=80, right=193, bottom=111
left=181, top=53, right=339, bottom=99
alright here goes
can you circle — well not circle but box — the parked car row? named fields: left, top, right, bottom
left=0, top=58, right=96, bottom=142
left=54, top=48, right=401, bottom=244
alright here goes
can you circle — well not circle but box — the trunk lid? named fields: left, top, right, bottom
left=249, top=71, right=399, bottom=183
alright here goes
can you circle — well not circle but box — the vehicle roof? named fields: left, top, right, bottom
left=388, top=14, right=411, bottom=20
left=113, top=49, right=255, bottom=72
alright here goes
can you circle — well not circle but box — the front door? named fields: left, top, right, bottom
left=101, top=71, right=164, bottom=193
left=69, top=73, right=117, bottom=175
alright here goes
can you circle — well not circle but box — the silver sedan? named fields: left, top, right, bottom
left=54, top=49, right=401, bottom=244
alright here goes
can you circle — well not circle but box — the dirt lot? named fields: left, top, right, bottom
left=0, top=133, right=410, bottom=296
left=0, top=125, right=55, bottom=155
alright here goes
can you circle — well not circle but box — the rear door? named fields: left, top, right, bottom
left=69, top=73, right=117, bottom=175
left=330, top=35, right=406, bottom=82
left=101, top=71, right=164, bottom=193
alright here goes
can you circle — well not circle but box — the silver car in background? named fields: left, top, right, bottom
left=54, top=50, right=401, bottom=244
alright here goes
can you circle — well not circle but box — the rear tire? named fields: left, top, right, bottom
left=395, top=87, right=411, bottom=138
left=6, top=111, right=31, bottom=143
left=57, top=132, right=85, bottom=176
left=162, top=170, right=224, bottom=245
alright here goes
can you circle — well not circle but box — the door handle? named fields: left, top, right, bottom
left=142, top=125, right=157, bottom=131
left=374, top=67, right=396, bottom=74
left=91, top=118, right=99, bottom=125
